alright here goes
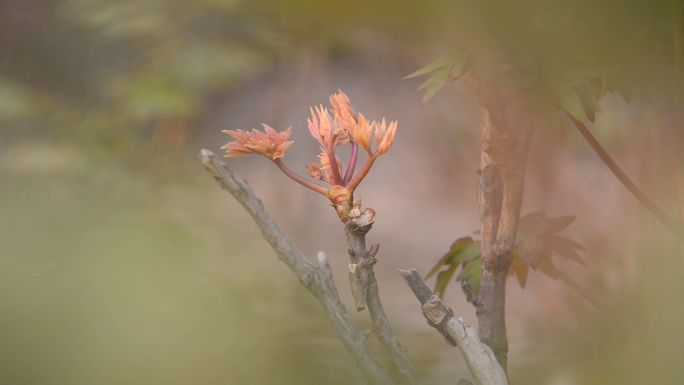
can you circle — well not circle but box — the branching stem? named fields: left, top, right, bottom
left=344, top=141, right=359, bottom=186
left=273, top=159, right=328, bottom=195
left=326, top=147, right=344, bottom=186
left=200, top=150, right=394, bottom=385
left=347, top=154, right=377, bottom=192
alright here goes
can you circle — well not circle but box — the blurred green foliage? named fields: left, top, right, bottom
left=2, top=1, right=684, bottom=384
left=2, top=0, right=682, bottom=138
left=409, top=0, right=682, bottom=130
left=0, top=143, right=364, bottom=385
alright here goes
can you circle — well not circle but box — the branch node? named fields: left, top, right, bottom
left=400, top=267, right=508, bottom=384
left=422, top=295, right=448, bottom=325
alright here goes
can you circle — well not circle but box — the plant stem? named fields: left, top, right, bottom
left=400, top=269, right=508, bottom=385
left=568, top=115, right=684, bottom=238
left=346, top=225, right=416, bottom=385
left=273, top=159, right=328, bottom=195
left=347, top=154, right=377, bottom=192
left=343, top=142, right=359, bottom=186
left=475, top=103, right=532, bottom=371
left=200, top=150, right=395, bottom=385
left=327, top=148, right=344, bottom=186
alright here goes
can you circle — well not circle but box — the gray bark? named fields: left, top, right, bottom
left=400, top=269, right=508, bottom=385
left=199, top=149, right=394, bottom=385
left=345, top=223, right=416, bottom=385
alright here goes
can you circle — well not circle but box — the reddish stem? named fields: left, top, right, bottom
left=343, top=142, right=359, bottom=186
left=326, top=147, right=344, bottom=186
left=346, top=154, right=377, bottom=192
left=273, top=159, right=328, bottom=195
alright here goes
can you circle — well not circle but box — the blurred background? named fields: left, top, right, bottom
left=1, top=0, right=683, bottom=384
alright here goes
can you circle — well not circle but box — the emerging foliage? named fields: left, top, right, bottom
left=221, top=90, right=398, bottom=218
left=427, top=211, right=585, bottom=298
left=404, top=53, right=467, bottom=103
left=407, top=49, right=612, bottom=128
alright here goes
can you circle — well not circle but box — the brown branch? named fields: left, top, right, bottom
left=400, top=269, right=508, bottom=385
left=199, top=149, right=395, bottom=385
left=568, top=115, right=684, bottom=238
left=475, top=100, right=532, bottom=370
left=475, top=105, right=509, bottom=370
left=345, top=211, right=416, bottom=385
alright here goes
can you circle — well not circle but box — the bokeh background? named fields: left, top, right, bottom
left=1, top=0, right=684, bottom=384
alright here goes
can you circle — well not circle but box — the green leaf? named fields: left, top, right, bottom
left=517, top=210, right=547, bottom=236
left=434, top=262, right=459, bottom=299
left=457, top=257, right=482, bottom=295
left=574, top=81, right=600, bottom=122
left=404, top=52, right=466, bottom=80
left=531, top=255, right=560, bottom=280
left=426, top=236, right=475, bottom=279
left=617, top=87, right=632, bottom=103
left=405, top=53, right=468, bottom=103
left=455, top=242, right=481, bottom=264
left=418, top=66, right=450, bottom=103
left=516, top=211, right=586, bottom=277
left=543, top=215, right=576, bottom=233
left=541, top=234, right=585, bottom=251
left=510, top=254, right=529, bottom=288
left=540, top=234, right=586, bottom=265
left=605, top=76, right=632, bottom=103
left=404, top=57, right=451, bottom=79
left=588, top=78, right=605, bottom=96
left=556, top=87, right=589, bottom=124
left=449, top=236, right=475, bottom=252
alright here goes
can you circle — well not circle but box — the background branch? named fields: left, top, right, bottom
left=568, top=115, right=684, bottom=239
left=199, top=149, right=395, bottom=385
left=400, top=269, right=508, bottom=385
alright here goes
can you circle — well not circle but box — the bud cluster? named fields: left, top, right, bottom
left=221, top=90, right=397, bottom=219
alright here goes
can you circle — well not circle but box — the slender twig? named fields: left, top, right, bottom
left=345, top=220, right=416, bottom=385
left=568, top=114, right=684, bottom=238
left=273, top=158, right=328, bottom=195
left=327, top=147, right=344, bottom=185
left=200, top=149, right=394, bottom=385
left=347, top=155, right=377, bottom=192
left=400, top=269, right=508, bottom=385
left=344, top=142, right=359, bottom=186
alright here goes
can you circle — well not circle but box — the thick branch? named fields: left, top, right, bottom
left=199, top=149, right=394, bottom=385
left=400, top=269, right=508, bottom=385
left=346, top=222, right=416, bottom=385
left=476, top=106, right=509, bottom=370
left=568, top=115, right=684, bottom=238
left=476, top=102, right=532, bottom=370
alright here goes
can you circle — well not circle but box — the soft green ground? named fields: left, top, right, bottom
left=0, top=142, right=364, bottom=385
left=2, top=140, right=684, bottom=385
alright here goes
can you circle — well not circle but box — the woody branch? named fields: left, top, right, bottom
left=199, top=149, right=395, bottom=385
left=400, top=269, right=508, bottom=385
left=344, top=207, right=416, bottom=385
